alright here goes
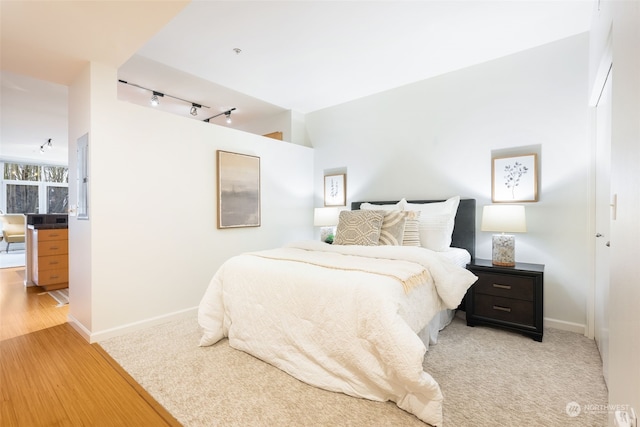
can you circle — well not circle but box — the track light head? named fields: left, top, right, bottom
left=150, top=91, right=164, bottom=106
left=39, top=138, right=53, bottom=153
left=202, top=107, right=236, bottom=125
left=190, top=103, right=201, bottom=116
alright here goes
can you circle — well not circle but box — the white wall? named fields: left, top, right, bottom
left=307, top=34, right=590, bottom=331
left=235, top=109, right=312, bottom=148
left=68, top=62, right=314, bottom=342
left=590, top=1, right=640, bottom=422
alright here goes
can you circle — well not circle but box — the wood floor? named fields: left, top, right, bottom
left=0, top=266, right=182, bottom=426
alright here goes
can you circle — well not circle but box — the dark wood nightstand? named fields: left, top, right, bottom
left=466, top=259, right=544, bottom=342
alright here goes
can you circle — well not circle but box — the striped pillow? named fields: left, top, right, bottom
left=402, top=211, right=421, bottom=247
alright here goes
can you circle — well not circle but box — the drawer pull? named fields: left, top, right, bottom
left=50, top=275, right=59, bottom=279
left=492, top=284, right=512, bottom=290
left=49, top=261, right=59, bottom=265
left=492, top=305, right=512, bottom=313
left=49, top=247, right=59, bottom=250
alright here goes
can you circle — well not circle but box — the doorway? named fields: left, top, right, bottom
left=594, top=65, right=612, bottom=386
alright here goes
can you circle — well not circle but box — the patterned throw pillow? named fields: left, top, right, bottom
left=378, top=211, right=407, bottom=246
left=402, top=211, right=421, bottom=247
left=334, top=210, right=384, bottom=246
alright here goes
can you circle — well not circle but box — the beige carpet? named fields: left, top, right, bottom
left=99, top=314, right=607, bottom=426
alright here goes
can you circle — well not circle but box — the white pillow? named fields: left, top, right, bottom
left=404, top=196, right=460, bottom=251
left=360, top=198, right=407, bottom=211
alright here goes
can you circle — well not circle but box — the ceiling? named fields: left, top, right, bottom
left=1, top=0, right=594, bottom=162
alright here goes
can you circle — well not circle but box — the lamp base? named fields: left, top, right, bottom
left=492, top=234, right=516, bottom=267
left=320, top=227, right=335, bottom=243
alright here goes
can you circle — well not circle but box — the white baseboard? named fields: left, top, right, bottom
left=457, top=311, right=587, bottom=336
left=67, top=313, right=91, bottom=341
left=545, top=317, right=587, bottom=335
left=68, top=307, right=198, bottom=344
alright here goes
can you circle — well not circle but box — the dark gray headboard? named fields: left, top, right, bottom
left=351, top=198, right=476, bottom=260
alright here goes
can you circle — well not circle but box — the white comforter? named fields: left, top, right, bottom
left=198, top=241, right=477, bottom=426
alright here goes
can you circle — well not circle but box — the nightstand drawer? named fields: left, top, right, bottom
left=474, top=294, right=535, bottom=327
left=474, top=272, right=534, bottom=301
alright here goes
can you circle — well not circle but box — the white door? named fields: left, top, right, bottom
left=594, top=68, right=612, bottom=385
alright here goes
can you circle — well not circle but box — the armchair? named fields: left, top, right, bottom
left=1, top=214, right=26, bottom=252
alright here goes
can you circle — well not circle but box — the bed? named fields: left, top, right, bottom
left=352, top=198, right=476, bottom=348
left=198, top=197, right=478, bottom=426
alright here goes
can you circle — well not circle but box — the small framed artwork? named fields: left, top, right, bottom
left=324, top=173, right=346, bottom=206
left=217, top=150, right=261, bottom=228
left=492, top=153, right=538, bottom=202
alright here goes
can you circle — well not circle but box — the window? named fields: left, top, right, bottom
left=1, top=162, right=69, bottom=214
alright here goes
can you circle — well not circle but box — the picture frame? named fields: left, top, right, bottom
left=492, top=153, right=538, bottom=202
left=217, top=150, right=261, bottom=228
left=324, top=173, right=346, bottom=206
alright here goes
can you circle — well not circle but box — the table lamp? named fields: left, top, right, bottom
left=481, top=205, right=527, bottom=266
left=314, top=207, right=340, bottom=243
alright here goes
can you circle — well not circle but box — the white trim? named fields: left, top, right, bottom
left=588, top=28, right=613, bottom=107
left=69, top=306, right=198, bottom=344
left=545, top=317, right=587, bottom=336
left=68, top=313, right=91, bottom=341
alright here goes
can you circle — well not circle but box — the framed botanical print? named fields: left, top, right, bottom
left=492, top=153, right=538, bottom=202
left=217, top=150, right=261, bottom=228
left=324, top=173, right=346, bottom=206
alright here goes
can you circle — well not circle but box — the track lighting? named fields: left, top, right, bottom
left=204, top=108, right=237, bottom=125
left=118, top=80, right=209, bottom=116
left=39, top=138, right=53, bottom=153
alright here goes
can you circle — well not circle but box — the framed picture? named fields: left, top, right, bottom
left=324, top=173, right=346, bottom=206
left=217, top=150, right=261, bottom=228
left=492, top=153, right=538, bottom=202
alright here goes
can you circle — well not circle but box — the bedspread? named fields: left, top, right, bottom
left=198, top=241, right=477, bottom=426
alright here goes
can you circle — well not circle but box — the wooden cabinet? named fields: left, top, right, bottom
left=30, top=228, right=68, bottom=290
left=466, top=259, right=544, bottom=342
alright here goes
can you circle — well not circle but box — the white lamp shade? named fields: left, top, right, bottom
left=481, top=205, right=527, bottom=233
left=314, top=207, right=340, bottom=227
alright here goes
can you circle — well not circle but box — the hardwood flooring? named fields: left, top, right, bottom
left=0, top=267, right=181, bottom=426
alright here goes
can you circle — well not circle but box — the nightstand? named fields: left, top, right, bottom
left=466, top=259, right=544, bottom=342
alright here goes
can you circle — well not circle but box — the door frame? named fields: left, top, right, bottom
left=586, top=35, right=613, bottom=340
